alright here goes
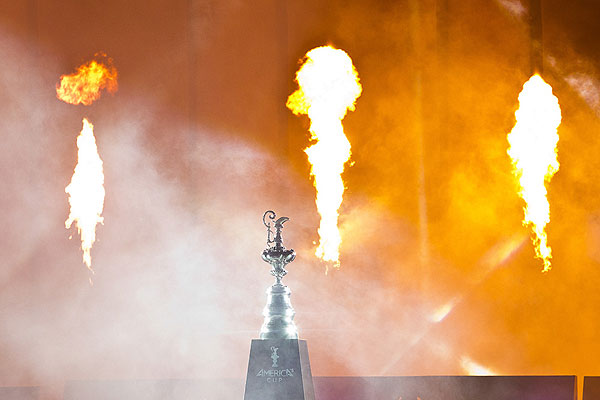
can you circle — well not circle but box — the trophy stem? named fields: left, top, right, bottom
left=260, top=282, right=298, bottom=339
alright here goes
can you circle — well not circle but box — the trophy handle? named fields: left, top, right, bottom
left=263, top=210, right=276, bottom=247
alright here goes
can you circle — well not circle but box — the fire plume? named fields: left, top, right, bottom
left=56, top=57, right=117, bottom=105
left=287, top=45, right=362, bottom=268
left=65, top=118, right=105, bottom=271
left=507, top=74, right=561, bottom=272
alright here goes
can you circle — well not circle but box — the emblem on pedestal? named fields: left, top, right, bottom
left=271, top=346, right=279, bottom=368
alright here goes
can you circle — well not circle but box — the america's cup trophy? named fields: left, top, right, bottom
left=243, top=211, right=315, bottom=400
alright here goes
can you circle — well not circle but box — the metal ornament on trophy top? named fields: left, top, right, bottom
left=260, top=210, right=298, bottom=340
left=244, top=211, right=315, bottom=400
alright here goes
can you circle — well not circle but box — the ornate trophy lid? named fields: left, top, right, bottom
left=262, top=210, right=296, bottom=285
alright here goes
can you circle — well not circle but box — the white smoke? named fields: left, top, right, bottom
left=495, top=0, right=526, bottom=18
left=565, top=73, right=600, bottom=113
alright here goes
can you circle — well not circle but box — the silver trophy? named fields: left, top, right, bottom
left=244, top=211, right=314, bottom=400
left=260, top=210, right=298, bottom=340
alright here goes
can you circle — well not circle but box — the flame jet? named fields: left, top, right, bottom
left=287, top=46, right=362, bottom=268
left=57, top=55, right=116, bottom=274
left=65, top=119, right=105, bottom=271
left=507, top=74, right=561, bottom=272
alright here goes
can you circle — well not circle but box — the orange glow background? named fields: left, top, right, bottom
left=1, top=0, right=600, bottom=397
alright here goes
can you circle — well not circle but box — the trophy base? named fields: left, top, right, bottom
left=243, top=339, right=314, bottom=400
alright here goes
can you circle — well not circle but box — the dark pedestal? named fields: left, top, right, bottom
left=584, top=376, right=600, bottom=400
left=314, top=376, right=576, bottom=400
left=63, top=379, right=244, bottom=400
left=243, top=339, right=314, bottom=400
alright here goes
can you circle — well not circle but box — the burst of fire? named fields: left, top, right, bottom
left=65, top=118, right=105, bottom=271
left=287, top=45, right=362, bottom=268
left=56, top=57, right=117, bottom=105
left=58, top=55, right=116, bottom=276
left=507, top=74, right=561, bottom=272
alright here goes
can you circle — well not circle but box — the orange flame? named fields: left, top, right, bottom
left=56, top=56, right=117, bottom=105
left=287, top=45, right=362, bottom=268
left=65, top=118, right=105, bottom=271
left=507, top=74, right=561, bottom=272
